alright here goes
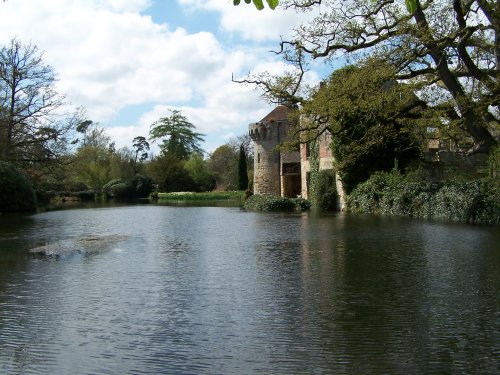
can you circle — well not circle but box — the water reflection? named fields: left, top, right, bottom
left=0, top=207, right=498, bottom=374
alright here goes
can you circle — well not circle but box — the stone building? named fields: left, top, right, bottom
left=249, top=105, right=346, bottom=209
left=249, top=105, right=301, bottom=197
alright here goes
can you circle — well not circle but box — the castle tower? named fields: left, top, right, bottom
left=249, top=105, right=301, bottom=197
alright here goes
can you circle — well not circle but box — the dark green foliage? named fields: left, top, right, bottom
left=244, top=194, right=311, bottom=212
left=0, top=162, right=37, bottom=212
left=347, top=172, right=500, bottom=225
left=311, top=170, right=337, bottom=211
left=149, top=110, right=204, bottom=160
left=238, top=144, right=249, bottom=190
left=103, top=175, right=153, bottom=199
left=129, top=175, right=153, bottom=198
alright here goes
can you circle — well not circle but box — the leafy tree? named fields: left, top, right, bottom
left=0, top=161, right=36, bottom=212
left=209, top=144, right=239, bottom=190
left=149, top=110, right=204, bottom=159
left=132, top=136, right=149, bottom=172
left=0, top=38, right=78, bottom=164
left=146, top=153, right=192, bottom=192
left=184, top=153, right=215, bottom=192
left=238, top=143, right=249, bottom=190
left=301, top=60, right=422, bottom=193
left=238, top=0, right=498, bottom=154
left=70, top=124, right=114, bottom=191
left=108, top=147, right=136, bottom=180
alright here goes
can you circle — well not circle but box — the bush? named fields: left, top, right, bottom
left=129, top=174, right=153, bottom=198
left=103, top=175, right=153, bottom=199
left=0, top=162, right=37, bottom=212
left=311, top=170, right=338, bottom=211
left=347, top=172, right=500, bottom=224
left=244, top=194, right=311, bottom=212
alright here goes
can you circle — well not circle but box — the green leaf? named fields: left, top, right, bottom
left=405, top=0, right=417, bottom=14
left=266, top=0, right=279, bottom=9
left=253, top=0, right=264, bottom=10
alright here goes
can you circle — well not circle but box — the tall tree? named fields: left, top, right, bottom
left=238, top=143, right=249, bottom=190
left=132, top=136, right=150, bottom=172
left=237, top=0, right=498, bottom=154
left=149, top=110, right=204, bottom=159
left=0, top=38, right=77, bottom=164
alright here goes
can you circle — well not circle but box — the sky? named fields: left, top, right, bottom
left=0, top=0, right=326, bottom=154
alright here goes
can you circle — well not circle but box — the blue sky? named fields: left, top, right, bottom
left=0, top=0, right=325, bottom=154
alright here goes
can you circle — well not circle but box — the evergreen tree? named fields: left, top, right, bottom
left=238, top=143, right=249, bottom=190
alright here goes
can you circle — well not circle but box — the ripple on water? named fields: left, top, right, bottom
left=0, top=207, right=499, bottom=374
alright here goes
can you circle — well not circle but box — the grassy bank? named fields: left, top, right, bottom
left=155, top=191, right=245, bottom=202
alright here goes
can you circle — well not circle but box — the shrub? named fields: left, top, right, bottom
left=311, top=170, right=338, bottom=211
left=103, top=175, right=153, bottom=199
left=129, top=174, right=153, bottom=198
left=347, top=172, right=500, bottom=224
left=0, top=162, right=37, bottom=212
left=244, top=194, right=311, bottom=212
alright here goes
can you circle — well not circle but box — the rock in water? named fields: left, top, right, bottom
left=29, top=234, right=130, bottom=257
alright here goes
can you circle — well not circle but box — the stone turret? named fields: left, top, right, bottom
left=249, top=105, right=301, bottom=197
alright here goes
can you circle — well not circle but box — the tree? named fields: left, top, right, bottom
left=0, top=38, right=77, bottom=164
left=132, top=136, right=149, bottom=172
left=70, top=123, right=114, bottom=191
left=233, top=0, right=278, bottom=10
left=238, top=143, right=249, bottom=190
left=184, top=153, right=215, bottom=192
left=146, top=153, right=195, bottom=192
left=300, top=60, right=422, bottom=192
left=238, top=0, right=498, bottom=154
left=209, top=144, right=239, bottom=190
left=0, top=161, right=36, bottom=212
left=149, top=110, right=204, bottom=159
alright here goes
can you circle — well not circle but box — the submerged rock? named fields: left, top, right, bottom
left=29, top=234, right=129, bottom=257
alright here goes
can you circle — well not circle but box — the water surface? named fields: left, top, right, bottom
left=0, top=205, right=498, bottom=374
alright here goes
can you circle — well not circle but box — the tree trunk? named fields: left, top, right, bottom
left=413, top=2, right=496, bottom=153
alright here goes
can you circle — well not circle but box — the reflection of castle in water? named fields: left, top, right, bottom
left=249, top=104, right=346, bottom=210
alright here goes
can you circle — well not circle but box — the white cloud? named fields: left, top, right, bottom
left=178, top=0, right=317, bottom=42
left=0, top=0, right=308, bottom=152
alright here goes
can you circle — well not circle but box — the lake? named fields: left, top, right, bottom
left=0, top=204, right=498, bottom=374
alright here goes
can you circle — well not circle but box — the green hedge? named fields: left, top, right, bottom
left=244, top=194, right=311, bottom=212
left=0, top=162, right=37, bottom=212
left=347, top=172, right=499, bottom=225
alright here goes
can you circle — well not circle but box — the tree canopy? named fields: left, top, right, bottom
left=238, top=0, right=498, bottom=154
left=149, top=110, right=204, bottom=159
left=0, top=38, right=79, bottom=164
left=301, top=60, right=422, bottom=192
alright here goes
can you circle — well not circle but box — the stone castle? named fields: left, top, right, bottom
left=249, top=104, right=346, bottom=210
